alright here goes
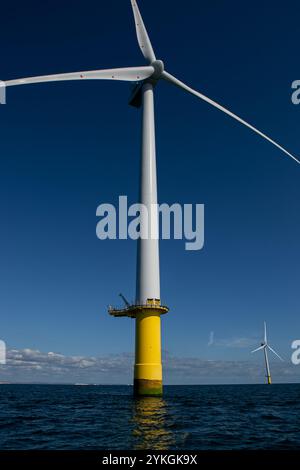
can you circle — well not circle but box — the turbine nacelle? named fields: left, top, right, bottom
left=151, top=60, right=165, bottom=81
left=128, top=60, right=164, bottom=108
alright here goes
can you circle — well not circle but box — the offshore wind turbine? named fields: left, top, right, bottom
left=251, top=322, right=283, bottom=384
left=3, top=1, right=299, bottom=395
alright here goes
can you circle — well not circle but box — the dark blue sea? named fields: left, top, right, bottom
left=0, top=384, right=299, bottom=450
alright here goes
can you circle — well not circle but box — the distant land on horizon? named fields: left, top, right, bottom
left=1, top=382, right=300, bottom=386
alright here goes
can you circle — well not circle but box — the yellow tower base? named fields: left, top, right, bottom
left=134, top=310, right=162, bottom=396
left=108, top=299, right=168, bottom=396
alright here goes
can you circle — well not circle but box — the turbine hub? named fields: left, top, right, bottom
left=151, top=60, right=164, bottom=80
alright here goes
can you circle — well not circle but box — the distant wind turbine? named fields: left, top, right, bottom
left=3, top=1, right=297, bottom=395
left=251, top=322, right=283, bottom=384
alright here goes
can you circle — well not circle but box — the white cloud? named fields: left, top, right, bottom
left=208, top=336, right=257, bottom=349
left=0, top=347, right=299, bottom=385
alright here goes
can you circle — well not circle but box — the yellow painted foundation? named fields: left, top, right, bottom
left=267, top=375, right=272, bottom=384
left=108, top=300, right=168, bottom=396
left=134, top=310, right=163, bottom=396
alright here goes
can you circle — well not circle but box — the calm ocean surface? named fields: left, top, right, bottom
left=0, top=384, right=299, bottom=450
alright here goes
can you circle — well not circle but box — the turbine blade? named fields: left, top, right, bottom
left=264, top=321, right=267, bottom=344
left=268, top=345, right=284, bottom=361
left=162, top=71, right=300, bottom=165
left=130, top=0, right=156, bottom=63
left=251, top=345, right=265, bottom=353
left=5, top=66, right=154, bottom=87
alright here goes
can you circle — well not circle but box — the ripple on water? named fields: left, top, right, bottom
left=0, top=384, right=299, bottom=450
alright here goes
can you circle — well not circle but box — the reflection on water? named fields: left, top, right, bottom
left=131, top=396, right=175, bottom=450
left=1, top=385, right=300, bottom=449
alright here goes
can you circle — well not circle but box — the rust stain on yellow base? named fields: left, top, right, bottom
left=134, top=379, right=163, bottom=396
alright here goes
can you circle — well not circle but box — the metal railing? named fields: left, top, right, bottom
left=108, top=302, right=168, bottom=312
left=108, top=301, right=169, bottom=313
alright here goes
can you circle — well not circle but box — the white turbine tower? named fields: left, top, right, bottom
left=251, top=322, right=283, bottom=384
left=3, top=1, right=298, bottom=395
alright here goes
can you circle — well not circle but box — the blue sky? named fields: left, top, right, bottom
left=0, top=0, right=299, bottom=383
